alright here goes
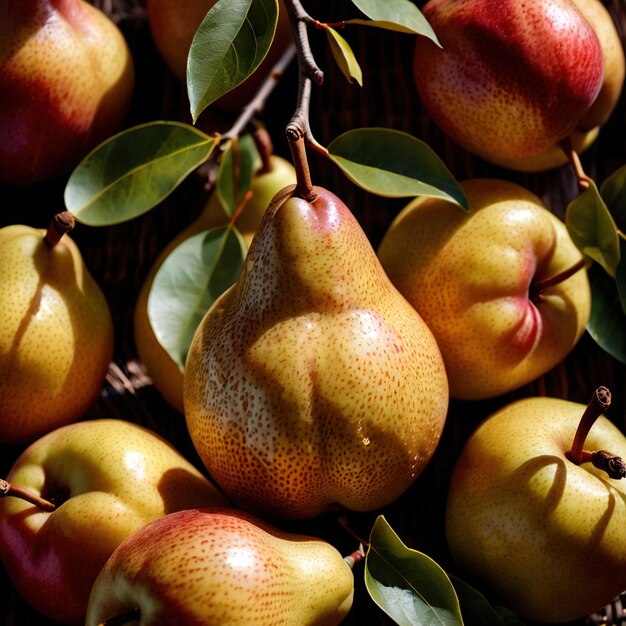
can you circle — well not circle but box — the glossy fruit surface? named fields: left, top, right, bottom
left=0, top=419, right=227, bottom=624
left=184, top=185, right=448, bottom=519
left=0, top=222, right=114, bottom=442
left=86, top=507, right=354, bottom=626
left=378, top=179, right=590, bottom=400
left=446, top=396, right=626, bottom=622
left=0, top=0, right=134, bottom=184
left=413, top=0, right=604, bottom=166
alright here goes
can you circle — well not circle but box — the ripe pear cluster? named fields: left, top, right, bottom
left=2, top=0, right=626, bottom=624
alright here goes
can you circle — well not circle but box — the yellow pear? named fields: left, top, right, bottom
left=446, top=395, right=626, bottom=622
left=378, top=179, right=590, bottom=400
left=0, top=214, right=113, bottom=443
left=133, top=155, right=296, bottom=412
left=0, top=0, right=135, bottom=184
left=184, top=185, right=449, bottom=520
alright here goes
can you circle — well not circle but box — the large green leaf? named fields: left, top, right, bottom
left=148, top=226, right=246, bottom=370
left=328, top=128, right=467, bottom=208
left=65, top=122, right=217, bottom=226
left=565, top=180, right=620, bottom=277
left=587, top=262, right=626, bottom=364
left=365, top=516, right=463, bottom=626
left=216, top=134, right=260, bottom=217
left=326, top=26, right=363, bottom=86
left=187, top=0, right=278, bottom=122
left=348, top=0, right=440, bottom=42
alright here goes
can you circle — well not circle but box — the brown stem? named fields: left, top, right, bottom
left=98, top=607, right=140, bottom=626
left=253, top=126, right=274, bottom=174
left=288, top=132, right=316, bottom=202
left=44, top=212, right=75, bottom=247
left=565, top=387, right=625, bottom=479
left=228, top=190, right=254, bottom=229
left=344, top=544, right=366, bottom=569
left=530, top=258, right=587, bottom=300
left=559, top=137, right=591, bottom=191
left=0, top=479, right=56, bottom=512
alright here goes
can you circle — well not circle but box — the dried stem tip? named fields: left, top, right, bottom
left=0, top=478, right=56, bottom=512
left=45, top=211, right=76, bottom=247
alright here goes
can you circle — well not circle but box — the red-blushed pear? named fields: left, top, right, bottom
left=86, top=508, right=355, bottom=626
left=184, top=139, right=449, bottom=520
left=0, top=419, right=228, bottom=625
left=0, top=213, right=114, bottom=443
left=378, top=178, right=590, bottom=400
left=146, top=0, right=292, bottom=112
left=0, top=0, right=134, bottom=184
left=413, top=0, right=605, bottom=171
left=133, top=154, right=296, bottom=413
left=445, top=388, right=626, bottom=623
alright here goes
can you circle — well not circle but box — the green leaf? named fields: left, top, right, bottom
left=148, top=226, right=246, bottom=370
left=326, top=26, right=363, bottom=86
left=328, top=128, right=467, bottom=208
left=365, top=516, right=463, bottom=626
left=65, top=122, right=217, bottom=226
left=449, top=577, right=505, bottom=626
left=600, top=163, right=626, bottom=231
left=587, top=262, right=626, bottom=364
left=565, top=180, right=620, bottom=277
left=216, top=135, right=260, bottom=217
left=187, top=0, right=279, bottom=122
left=347, top=0, right=440, bottom=43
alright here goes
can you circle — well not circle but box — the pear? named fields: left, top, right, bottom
left=0, top=213, right=114, bottom=443
left=146, top=0, right=292, bottom=111
left=133, top=155, right=296, bottom=412
left=184, top=184, right=449, bottom=520
left=0, top=0, right=135, bottom=184
left=86, top=507, right=355, bottom=626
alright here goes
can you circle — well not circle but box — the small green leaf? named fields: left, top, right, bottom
left=148, top=226, right=246, bottom=370
left=600, top=163, right=626, bottom=230
left=187, top=0, right=278, bottom=122
left=65, top=122, right=217, bottom=226
left=449, top=577, right=505, bottom=626
left=217, top=135, right=260, bottom=217
left=347, top=0, right=440, bottom=43
left=565, top=180, right=620, bottom=277
left=365, top=516, right=463, bottom=626
left=587, top=263, right=626, bottom=364
left=326, top=26, right=363, bottom=86
left=328, top=128, right=467, bottom=208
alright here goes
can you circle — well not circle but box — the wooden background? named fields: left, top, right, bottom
left=2, top=0, right=626, bottom=624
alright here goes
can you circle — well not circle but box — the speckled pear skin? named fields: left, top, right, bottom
left=0, top=419, right=228, bottom=625
left=0, top=224, right=114, bottom=443
left=413, top=0, right=604, bottom=164
left=445, top=397, right=626, bottom=622
left=378, top=179, right=590, bottom=400
left=0, top=0, right=134, bottom=184
left=86, top=508, right=355, bottom=626
left=184, top=185, right=449, bottom=520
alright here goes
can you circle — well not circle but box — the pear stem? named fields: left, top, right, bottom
left=288, top=132, right=317, bottom=202
left=566, top=387, right=626, bottom=479
left=0, top=479, right=56, bottom=512
left=98, top=606, right=140, bottom=626
left=228, top=190, right=254, bottom=229
left=344, top=544, right=366, bottom=569
left=44, top=211, right=75, bottom=247
left=529, top=258, right=587, bottom=300
left=253, top=125, right=275, bottom=174
left=559, top=137, right=591, bottom=191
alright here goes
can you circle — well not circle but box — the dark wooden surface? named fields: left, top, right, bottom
left=2, top=1, right=626, bottom=624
